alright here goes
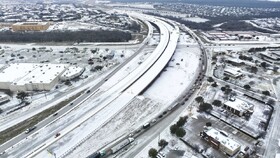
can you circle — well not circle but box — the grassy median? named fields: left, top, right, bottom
left=0, top=91, right=83, bottom=145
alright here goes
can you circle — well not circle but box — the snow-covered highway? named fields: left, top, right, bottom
left=1, top=15, right=179, bottom=158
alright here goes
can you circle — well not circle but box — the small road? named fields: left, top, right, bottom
left=263, top=102, right=280, bottom=158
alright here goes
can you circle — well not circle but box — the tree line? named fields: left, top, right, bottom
left=0, top=30, right=132, bottom=43
left=145, top=12, right=280, bottom=32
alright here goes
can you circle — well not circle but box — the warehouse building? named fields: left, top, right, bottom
left=0, top=63, right=67, bottom=91
left=223, top=98, right=254, bottom=117
left=12, top=22, right=50, bottom=31
left=200, top=127, right=241, bottom=156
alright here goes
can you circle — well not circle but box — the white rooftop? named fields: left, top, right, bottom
left=0, top=63, right=68, bottom=86
left=224, top=66, right=242, bottom=76
left=224, top=98, right=253, bottom=113
left=206, top=128, right=241, bottom=151
left=13, top=22, right=49, bottom=26
left=14, top=64, right=67, bottom=85
left=0, top=63, right=38, bottom=83
left=61, top=66, right=84, bottom=79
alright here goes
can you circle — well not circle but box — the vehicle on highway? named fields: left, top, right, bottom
left=86, top=90, right=91, bottom=93
left=53, top=112, right=58, bottom=116
left=70, top=102, right=74, bottom=106
left=135, top=129, right=141, bottom=133
left=104, top=78, right=108, bottom=81
left=55, top=133, right=61, bottom=138
left=88, top=152, right=101, bottom=158
left=25, top=126, right=36, bottom=134
left=110, top=137, right=134, bottom=154
left=143, top=123, right=150, bottom=129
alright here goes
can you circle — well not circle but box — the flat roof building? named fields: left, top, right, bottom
left=0, top=63, right=67, bottom=91
left=224, top=67, right=243, bottom=79
left=201, top=127, right=241, bottom=156
left=224, top=98, right=254, bottom=117
left=60, top=66, right=85, bottom=81
left=12, top=22, right=50, bottom=31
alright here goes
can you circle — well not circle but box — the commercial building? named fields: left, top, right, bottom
left=200, top=127, right=241, bottom=156
left=0, top=63, right=67, bottom=91
left=12, top=22, right=50, bottom=31
left=224, top=67, right=243, bottom=79
left=60, top=66, right=85, bottom=81
left=223, top=98, right=254, bottom=117
left=260, top=51, right=280, bottom=62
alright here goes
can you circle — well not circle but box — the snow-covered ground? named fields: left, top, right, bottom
left=64, top=32, right=201, bottom=157
left=183, top=17, right=209, bottom=23
left=48, top=21, right=100, bottom=31
left=0, top=45, right=136, bottom=132
left=28, top=19, right=178, bottom=158
left=3, top=44, right=154, bottom=157
left=144, top=45, right=200, bottom=104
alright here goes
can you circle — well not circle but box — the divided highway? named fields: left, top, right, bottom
left=0, top=18, right=154, bottom=156
left=1, top=15, right=179, bottom=158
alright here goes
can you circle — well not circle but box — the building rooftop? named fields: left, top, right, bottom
left=224, top=66, right=242, bottom=77
left=205, top=127, right=241, bottom=152
left=0, top=63, right=38, bottom=83
left=224, top=98, right=253, bottom=113
left=13, top=22, right=49, bottom=26
left=14, top=64, right=67, bottom=85
left=0, top=63, right=67, bottom=86
left=61, top=66, right=84, bottom=79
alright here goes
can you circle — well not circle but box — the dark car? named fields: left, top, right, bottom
left=86, top=90, right=91, bottom=93
left=55, top=133, right=61, bottom=138
left=25, top=126, right=36, bottom=134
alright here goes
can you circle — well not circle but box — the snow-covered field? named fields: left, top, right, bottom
left=64, top=33, right=201, bottom=157
left=48, top=22, right=100, bottom=31
left=183, top=17, right=209, bottom=23
left=0, top=44, right=136, bottom=132
left=30, top=19, right=178, bottom=158
left=144, top=45, right=200, bottom=104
